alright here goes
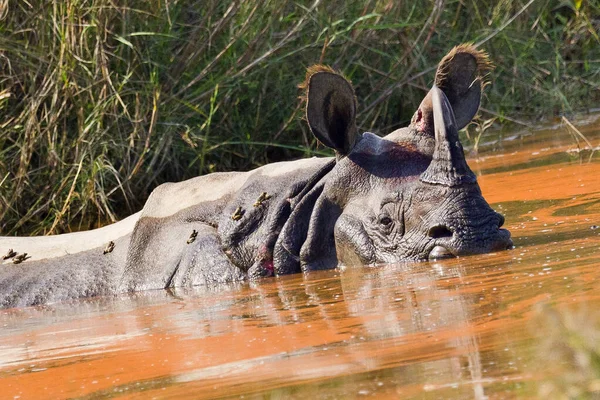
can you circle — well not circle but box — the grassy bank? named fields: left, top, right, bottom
left=0, top=0, right=598, bottom=235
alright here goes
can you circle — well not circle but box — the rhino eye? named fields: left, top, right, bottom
left=379, top=215, right=393, bottom=227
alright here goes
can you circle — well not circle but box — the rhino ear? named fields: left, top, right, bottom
left=412, top=44, right=492, bottom=132
left=302, top=66, right=358, bottom=156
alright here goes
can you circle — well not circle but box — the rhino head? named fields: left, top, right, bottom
left=281, top=44, right=512, bottom=270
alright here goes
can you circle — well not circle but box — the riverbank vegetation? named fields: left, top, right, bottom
left=0, top=0, right=598, bottom=235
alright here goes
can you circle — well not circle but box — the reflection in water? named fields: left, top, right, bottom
left=1, top=115, right=599, bottom=399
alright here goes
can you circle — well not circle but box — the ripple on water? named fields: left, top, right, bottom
left=1, top=115, right=600, bottom=399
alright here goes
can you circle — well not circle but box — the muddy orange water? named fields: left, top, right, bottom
left=2, top=116, right=600, bottom=399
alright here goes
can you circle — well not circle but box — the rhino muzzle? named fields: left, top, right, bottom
left=428, top=245, right=455, bottom=260
left=427, top=212, right=513, bottom=260
left=427, top=230, right=513, bottom=260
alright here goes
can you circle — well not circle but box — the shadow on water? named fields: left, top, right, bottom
left=1, top=115, right=600, bottom=399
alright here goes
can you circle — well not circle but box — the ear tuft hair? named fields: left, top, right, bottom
left=298, top=64, right=349, bottom=103
left=435, top=43, right=494, bottom=90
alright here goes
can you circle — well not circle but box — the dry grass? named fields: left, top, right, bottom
left=535, top=304, right=600, bottom=399
left=0, top=0, right=598, bottom=235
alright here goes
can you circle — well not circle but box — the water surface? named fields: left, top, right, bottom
left=1, top=115, right=600, bottom=399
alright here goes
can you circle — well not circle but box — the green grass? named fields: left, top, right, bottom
left=0, top=0, right=598, bottom=235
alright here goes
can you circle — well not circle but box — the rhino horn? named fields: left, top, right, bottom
left=419, top=85, right=477, bottom=187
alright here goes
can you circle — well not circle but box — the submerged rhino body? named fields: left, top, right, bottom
left=0, top=44, right=512, bottom=308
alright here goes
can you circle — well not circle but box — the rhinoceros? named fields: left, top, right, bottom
left=0, top=44, right=512, bottom=308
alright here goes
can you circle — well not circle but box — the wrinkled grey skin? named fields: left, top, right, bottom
left=0, top=46, right=512, bottom=308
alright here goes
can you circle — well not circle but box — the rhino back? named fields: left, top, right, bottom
left=0, top=212, right=140, bottom=263
left=0, top=233, right=130, bottom=308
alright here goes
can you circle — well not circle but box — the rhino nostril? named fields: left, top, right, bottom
left=428, top=225, right=453, bottom=239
